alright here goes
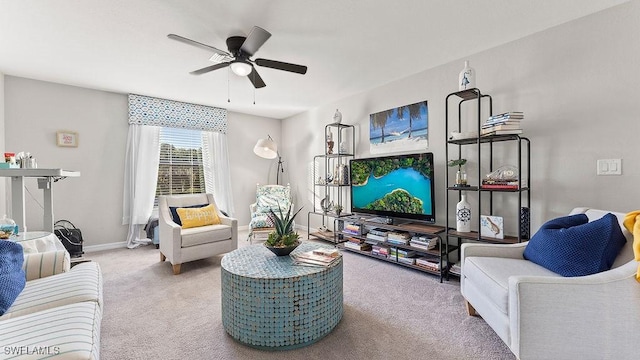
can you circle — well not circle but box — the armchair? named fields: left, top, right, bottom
left=460, top=207, right=639, bottom=360
left=249, top=184, right=293, bottom=242
left=159, top=193, right=237, bottom=274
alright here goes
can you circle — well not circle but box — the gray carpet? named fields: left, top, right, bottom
left=90, top=230, right=515, bottom=360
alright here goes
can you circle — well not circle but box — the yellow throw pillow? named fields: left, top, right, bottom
left=177, top=204, right=221, bottom=229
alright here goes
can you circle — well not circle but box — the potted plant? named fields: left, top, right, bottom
left=448, top=158, right=468, bottom=187
left=264, top=204, right=303, bottom=256
left=334, top=204, right=343, bottom=216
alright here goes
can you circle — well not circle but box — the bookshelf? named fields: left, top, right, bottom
left=445, top=88, right=531, bottom=276
left=307, top=123, right=355, bottom=244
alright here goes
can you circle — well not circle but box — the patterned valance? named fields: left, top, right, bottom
left=128, top=94, right=227, bottom=133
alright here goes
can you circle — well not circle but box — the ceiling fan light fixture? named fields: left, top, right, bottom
left=230, top=60, right=252, bottom=76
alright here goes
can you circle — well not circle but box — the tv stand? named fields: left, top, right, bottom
left=338, top=215, right=453, bottom=282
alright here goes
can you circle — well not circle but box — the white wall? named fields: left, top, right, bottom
left=3, top=77, right=280, bottom=246
left=0, top=73, right=5, bottom=217
left=284, top=1, right=640, bottom=234
left=226, top=111, right=282, bottom=226
left=4, top=77, right=129, bottom=246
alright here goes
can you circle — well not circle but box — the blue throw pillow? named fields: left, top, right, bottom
left=0, top=241, right=26, bottom=315
left=523, top=213, right=626, bottom=277
left=169, top=204, right=208, bottom=226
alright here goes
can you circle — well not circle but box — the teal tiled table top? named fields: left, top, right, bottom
left=221, top=242, right=344, bottom=350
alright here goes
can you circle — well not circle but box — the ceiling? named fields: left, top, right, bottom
left=0, top=0, right=629, bottom=119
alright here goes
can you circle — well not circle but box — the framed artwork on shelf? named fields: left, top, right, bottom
left=56, top=131, right=79, bottom=147
left=480, top=215, right=504, bottom=239
left=369, top=100, right=429, bottom=154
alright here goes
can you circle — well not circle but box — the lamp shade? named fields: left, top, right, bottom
left=253, top=138, right=278, bottom=159
left=230, top=60, right=253, bottom=77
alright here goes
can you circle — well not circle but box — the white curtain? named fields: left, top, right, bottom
left=203, top=131, right=235, bottom=217
left=122, top=124, right=161, bottom=248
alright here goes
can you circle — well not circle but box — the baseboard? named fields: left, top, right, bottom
left=84, top=241, right=128, bottom=253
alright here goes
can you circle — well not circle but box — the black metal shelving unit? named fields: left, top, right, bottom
left=445, top=89, right=531, bottom=276
left=308, top=123, right=355, bottom=244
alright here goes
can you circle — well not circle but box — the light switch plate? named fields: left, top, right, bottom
left=597, top=159, right=622, bottom=175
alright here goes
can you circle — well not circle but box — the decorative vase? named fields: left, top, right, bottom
left=455, top=169, right=468, bottom=186
left=458, top=60, right=475, bottom=91
left=265, top=242, right=300, bottom=256
left=333, top=109, right=342, bottom=124
left=339, top=164, right=349, bottom=185
left=327, top=128, right=334, bottom=154
left=456, top=194, right=472, bottom=232
left=339, top=140, right=347, bottom=154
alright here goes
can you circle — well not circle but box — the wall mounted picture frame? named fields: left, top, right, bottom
left=56, top=131, right=79, bottom=147
left=369, top=100, right=428, bottom=154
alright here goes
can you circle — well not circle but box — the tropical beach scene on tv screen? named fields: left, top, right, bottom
left=351, top=154, right=433, bottom=216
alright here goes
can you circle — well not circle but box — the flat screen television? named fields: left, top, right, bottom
left=350, top=152, right=436, bottom=223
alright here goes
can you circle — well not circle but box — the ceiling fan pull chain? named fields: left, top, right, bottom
left=253, top=71, right=256, bottom=105
left=227, top=68, right=231, bottom=103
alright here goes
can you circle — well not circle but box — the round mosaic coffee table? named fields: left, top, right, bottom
left=221, top=242, right=343, bottom=350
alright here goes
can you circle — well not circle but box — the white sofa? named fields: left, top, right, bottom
left=0, top=237, right=102, bottom=359
left=460, top=207, right=639, bottom=360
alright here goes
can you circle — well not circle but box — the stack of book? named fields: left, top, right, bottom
left=449, top=262, right=462, bottom=276
left=291, top=248, right=342, bottom=267
left=343, top=236, right=372, bottom=251
left=371, top=244, right=390, bottom=258
left=409, top=235, right=438, bottom=251
left=342, top=222, right=363, bottom=236
left=386, top=231, right=411, bottom=245
left=416, top=257, right=446, bottom=271
left=481, top=111, right=523, bottom=136
left=365, top=228, right=389, bottom=244
left=389, top=247, right=417, bottom=265
left=481, top=178, right=519, bottom=189
left=343, top=241, right=371, bottom=251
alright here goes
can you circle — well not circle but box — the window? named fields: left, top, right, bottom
left=155, top=127, right=205, bottom=203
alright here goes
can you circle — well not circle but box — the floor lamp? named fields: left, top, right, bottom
left=253, top=135, right=284, bottom=185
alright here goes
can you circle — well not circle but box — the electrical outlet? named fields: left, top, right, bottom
left=596, top=159, right=622, bottom=175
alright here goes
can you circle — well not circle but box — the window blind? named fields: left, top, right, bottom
left=155, top=127, right=205, bottom=201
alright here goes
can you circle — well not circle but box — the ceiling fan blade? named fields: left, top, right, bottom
left=255, top=58, right=307, bottom=75
left=247, top=67, right=266, bottom=88
left=167, top=34, right=230, bottom=56
left=240, top=26, right=271, bottom=56
left=190, top=63, right=230, bottom=75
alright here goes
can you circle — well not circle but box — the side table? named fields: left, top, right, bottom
left=221, top=242, right=343, bottom=350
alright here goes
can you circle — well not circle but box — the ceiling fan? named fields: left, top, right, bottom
left=168, top=26, right=307, bottom=89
